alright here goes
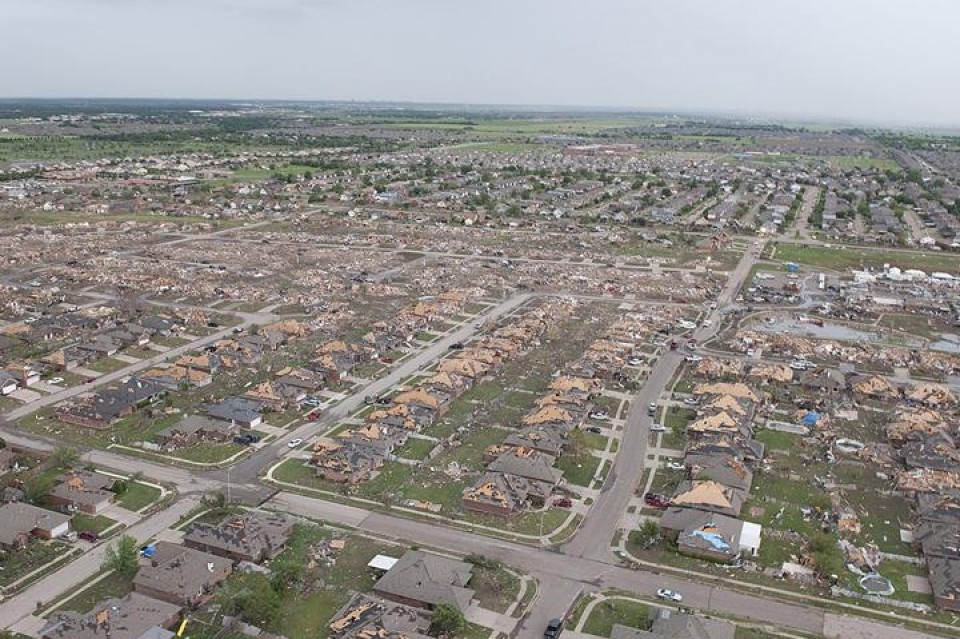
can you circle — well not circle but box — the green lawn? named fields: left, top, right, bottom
left=88, top=357, right=131, bottom=374
left=470, top=560, right=522, bottom=613
left=582, top=598, right=650, bottom=637
left=393, top=437, right=437, bottom=460
left=50, top=571, right=133, bottom=615
left=72, top=514, right=117, bottom=535
left=0, top=541, right=73, bottom=587
left=259, top=527, right=406, bottom=639
left=556, top=450, right=602, bottom=487
left=171, top=442, right=246, bottom=464
left=772, top=243, right=960, bottom=273
left=754, top=429, right=800, bottom=452
left=114, top=481, right=162, bottom=511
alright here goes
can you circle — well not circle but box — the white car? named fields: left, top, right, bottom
left=666, top=461, right=685, bottom=471
left=702, top=319, right=712, bottom=327
left=650, top=423, right=666, bottom=432
left=657, top=588, right=682, bottom=602
left=287, top=438, right=304, bottom=448
left=49, top=377, right=64, bottom=384
left=683, top=397, right=699, bottom=406
left=684, top=355, right=703, bottom=363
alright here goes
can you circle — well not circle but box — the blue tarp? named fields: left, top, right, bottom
left=802, top=412, right=821, bottom=426
left=689, top=529, right=731, bottom=552
left=140, top=543, right=157, bottom=558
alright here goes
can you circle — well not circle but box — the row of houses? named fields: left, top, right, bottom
left=42, top=512, right=295, bottom=639
left=311, top=305, right=559, bottom=485
left=463, top=314, right=655, bottom=516
left=882, top=405, right=960, bottom=612
left=657, top=382, right=766, bottom=563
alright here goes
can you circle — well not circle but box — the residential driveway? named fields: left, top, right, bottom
left=30, top=381, right=62, bottom=394
left=9, top=388, right=42, bottom=403
left=102, top=504, right=141, bottom=527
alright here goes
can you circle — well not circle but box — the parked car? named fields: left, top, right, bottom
left=650, top=423, right=666, bottom=432
left=683, top=397, right=699, bottom=406
left=307, top=411, right=322, bottom=421
left=364, top=395, right=375, bottom=405
left=588, top=410, right=609, bottom=420
left=61, top=531, right=78, bottom=543
left=644, top=493, right=671, bottom=509
left=49, top=377, right=64, bottom=384
left=379, top=356, right=395, bottom=364
left=287, top=438, right=304, bottom=448
left=375, top=396, right=392, bottom=405
left=585, top=426, right=603, bottom=434
left=544, top=618, right=563, bottom=639
left=553, top=497, right=573, bottom=508
left=233, top=433, right=260, bottom=445
left=627, top=357, right=643, bottom=366
left=684, top=355, right=703, bottom=363
left=78, top=530, right=99, bottom=542
left=448, top=342, right=464, bottom=350
left=666, top=461, right=685, bottom=471
left=657, top=588, right=682, bottom=602
left=647, top=402, right=657, bottom=416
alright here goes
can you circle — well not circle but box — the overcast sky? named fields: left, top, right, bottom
left=1, top=0, right=956, bottom=127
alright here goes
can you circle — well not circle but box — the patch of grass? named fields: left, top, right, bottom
left=394, top=437, right=437, bottom=460
left=72, top=514, right=117, bottom=535
left=470, top=560, right=522, bottom=613
left=556, top=449, right=602, bottom=487
left=582, top=598, right=650, bottom=637
left=114, top=481, right=162, bottom=511
left=754, top=429, right=799, bottom=452
left=266, top=530, right=406, bottom=639
left=50, top=571, right=133, bottom=615
left=88, top=357, right=131, bottom=374
left=772, top=243, right=960, bottom=273
left=172, top=442, right=246, bottom=463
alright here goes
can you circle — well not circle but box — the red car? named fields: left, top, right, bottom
left=380, top=356, right=395, bottom=364
left=643, top=492, right=671, bottom=509
left=553, top=497, right=573, bottom=508
left=78, top=530, right=99, bottom=542
left=307, top=411, right=321, bottom=421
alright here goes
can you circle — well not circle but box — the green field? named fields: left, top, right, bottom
left=772, top=243, right=960, bottom=273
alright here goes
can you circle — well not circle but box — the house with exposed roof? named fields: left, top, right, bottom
left=134, top=542, right=232, bottom=607
left=462, top=471, right=551, bottom=517
left=671, top=480, right=746, bottom=517
left=155, top=415, right=233, bottom=451
left=328, top=592, right=431, bottom=639
left=312, top=441, right=385, bottom=484
left=658, top=508, right=760, bottom=563
left=692, top=383, right=759, bottom=403
left=487, top=447, right=563, bottom=486
left=183, top=513, right=293, bottom=563
left=686, top=455, right=754, bottom=493
left=522, top=406, right=576, bottom=430
left=373, top=550, right=474, bottom=611
left=41, top=592, right=181, bottom=639
left=852, top=375, right=900, bottom=401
